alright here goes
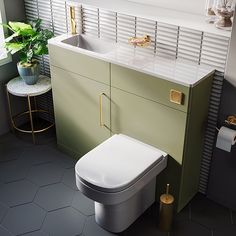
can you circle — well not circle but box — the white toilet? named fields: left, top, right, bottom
left=75, top=134, right=168, bottom=233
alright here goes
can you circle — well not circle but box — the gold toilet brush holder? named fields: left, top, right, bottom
left=159, top=184, right=174, bottom=232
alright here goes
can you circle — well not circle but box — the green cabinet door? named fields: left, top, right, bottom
left=111, top=87, right=187, bottom=164
left=51, top=66, right=111, bottom=158
left=111, top=87, right=187, bottom=205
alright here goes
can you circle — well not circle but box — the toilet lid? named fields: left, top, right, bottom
left=75, top=134, right=167, bottom=193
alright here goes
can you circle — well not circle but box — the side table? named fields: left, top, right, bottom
left=6, top=75, right=54, bottom=144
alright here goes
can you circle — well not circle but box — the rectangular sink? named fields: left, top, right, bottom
left=61, top=34, right=116, bottom=54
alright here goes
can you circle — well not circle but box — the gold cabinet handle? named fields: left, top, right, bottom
left=99, top=92, right=106, bottom=127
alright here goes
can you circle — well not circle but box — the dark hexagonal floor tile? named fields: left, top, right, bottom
left=50, top=148, right=76, bottom=169
left=175, top=204, right=190, bottom=222
left=42, top=207, right=86, bottom=236
left=83, top=216, right=116, bottom=236
left=173, top=219, right=212, bottom=236
left=62, top=168, right=77, bottom=191
left=125, top=213, right=167, bottom=236
left=20, top=146, right=59, bottom=165
left=0, top=159, right=31, bottom=183
left=0, top=132, right=32, bottom=149
left=34, top=183, right=75, bottom=211
left=2, top=203, right=46, bottom=235
left=21, top=144, right=76, bottom=168
left=191, top=193, right=232, bottom=229
left=27, top=162, right=65, bottom=186
left=0, top=180, right=38, bottom=207
left=58, top=156, right=76, bottom=169
left=0, top=201, right=9, bottom=222
left=0, top=146, right=22, bottom=163
left=22, top=229, right=49, bottom=236
left=0, top=226, right=13, bottom=236
left=72, top=191, right=95, bottom=216
left=213, top=224, right=236, bottom=236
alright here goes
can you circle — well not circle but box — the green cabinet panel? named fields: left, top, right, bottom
left=178, top=75, right=213, bottom=210
left=49, top=44, right=110, bottom=85
left=111, top=87, right=187, bottom=164
left=111, top=64, right=190, bottom=112
left=110, top=69, right=213, bottom=212
left=49, top=46, right=213, bottom=213
left=51, top=66, right=111, bottom=158
left=111, top=87, right=186, bottom=210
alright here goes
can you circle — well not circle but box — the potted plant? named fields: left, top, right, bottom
left=2, top=19, right=53, bottom=85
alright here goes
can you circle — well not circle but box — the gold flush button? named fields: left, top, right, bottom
left=170, top=89, right=183, bottom=105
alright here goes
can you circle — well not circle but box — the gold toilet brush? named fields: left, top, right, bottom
left=159, top=184, right=174, bottom=232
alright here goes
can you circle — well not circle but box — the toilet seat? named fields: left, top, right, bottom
left=75, top=134, right=167, bottom=193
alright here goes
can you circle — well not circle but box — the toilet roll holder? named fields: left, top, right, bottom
left=225, top=115, right=236, bottom=126
left=214, top=115, right=236, bottom=152
left=216, top=115, right=236, bottom=132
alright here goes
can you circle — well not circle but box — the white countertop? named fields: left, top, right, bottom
left=49, top=34, right=215, bottom=87
left=69, top=0, right=231, bottom=38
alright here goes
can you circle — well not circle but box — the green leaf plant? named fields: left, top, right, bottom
left=1, top=19, right=54, bottom=66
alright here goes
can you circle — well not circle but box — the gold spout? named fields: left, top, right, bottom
left=128, top=35, right=151, bottom=47
left=70, top=6, right=77, bottom=34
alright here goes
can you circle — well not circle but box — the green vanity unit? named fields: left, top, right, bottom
left=49, top=41, right=214, bottom=212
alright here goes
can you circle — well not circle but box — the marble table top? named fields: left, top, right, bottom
left=7, top=75, right=51, bottom=97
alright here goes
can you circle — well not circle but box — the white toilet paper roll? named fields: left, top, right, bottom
left=216, top=126, right=236, bottom=152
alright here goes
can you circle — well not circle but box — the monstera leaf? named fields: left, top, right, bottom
left=4, top=42, right=26, bottom=54
left=8, top=22, right=36, bottom=36
left=2, top=18, right=54, bottom=64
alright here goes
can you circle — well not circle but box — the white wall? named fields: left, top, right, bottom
left=225, top=14, right=236, bottom=87
left=127, top=0, right=207, bottom=15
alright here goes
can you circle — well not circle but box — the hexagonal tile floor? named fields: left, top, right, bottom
left=27, top=162, right=65, bottom=187
left=22, top=230, right=48, bottom=236
left=72, top=191, right=95, bottom=216
left=0, top=180, right=37, bottom=207
left=42, top=207, right=86, bottom=236
left=0, top=201, right=8, bottom=221
left=0, top=225, right=13, bottom=236
left=1, top=203, right=46, bottom=235
left=0, top=132, right=235, bottom=236
left=62, top=168, right=78, bottom=191
left=34, top=183, right=75, bottom=211
left=0, top=159, right=31, bottom=183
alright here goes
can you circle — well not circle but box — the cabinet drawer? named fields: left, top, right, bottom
left=49, top=44, right=110, bottom=85
left=111, top=64, right=190, bottom=112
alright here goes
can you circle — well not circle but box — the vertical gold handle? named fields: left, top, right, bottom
left=99, top=93, right=106, bottom=127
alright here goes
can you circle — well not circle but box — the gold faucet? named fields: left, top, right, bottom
left=70, top=6, right=77, bottom=34
left=128, top=35, right=151, bottom=47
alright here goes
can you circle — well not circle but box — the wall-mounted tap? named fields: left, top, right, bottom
left=70, top=6, right=77, bottom=34
left=128, top=35, right=151, bottom=47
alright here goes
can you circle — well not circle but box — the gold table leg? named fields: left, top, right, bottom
left=6, top=86, right=54, bottom=144
left=27, top=95, right=35, bottom=144
left=6, top=86, right=15, bottom=133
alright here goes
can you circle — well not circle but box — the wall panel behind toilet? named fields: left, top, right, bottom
left=207, top=15, right=236, bottom=210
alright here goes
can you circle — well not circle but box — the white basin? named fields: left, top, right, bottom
left=61, top=34, right=116, bottom=54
